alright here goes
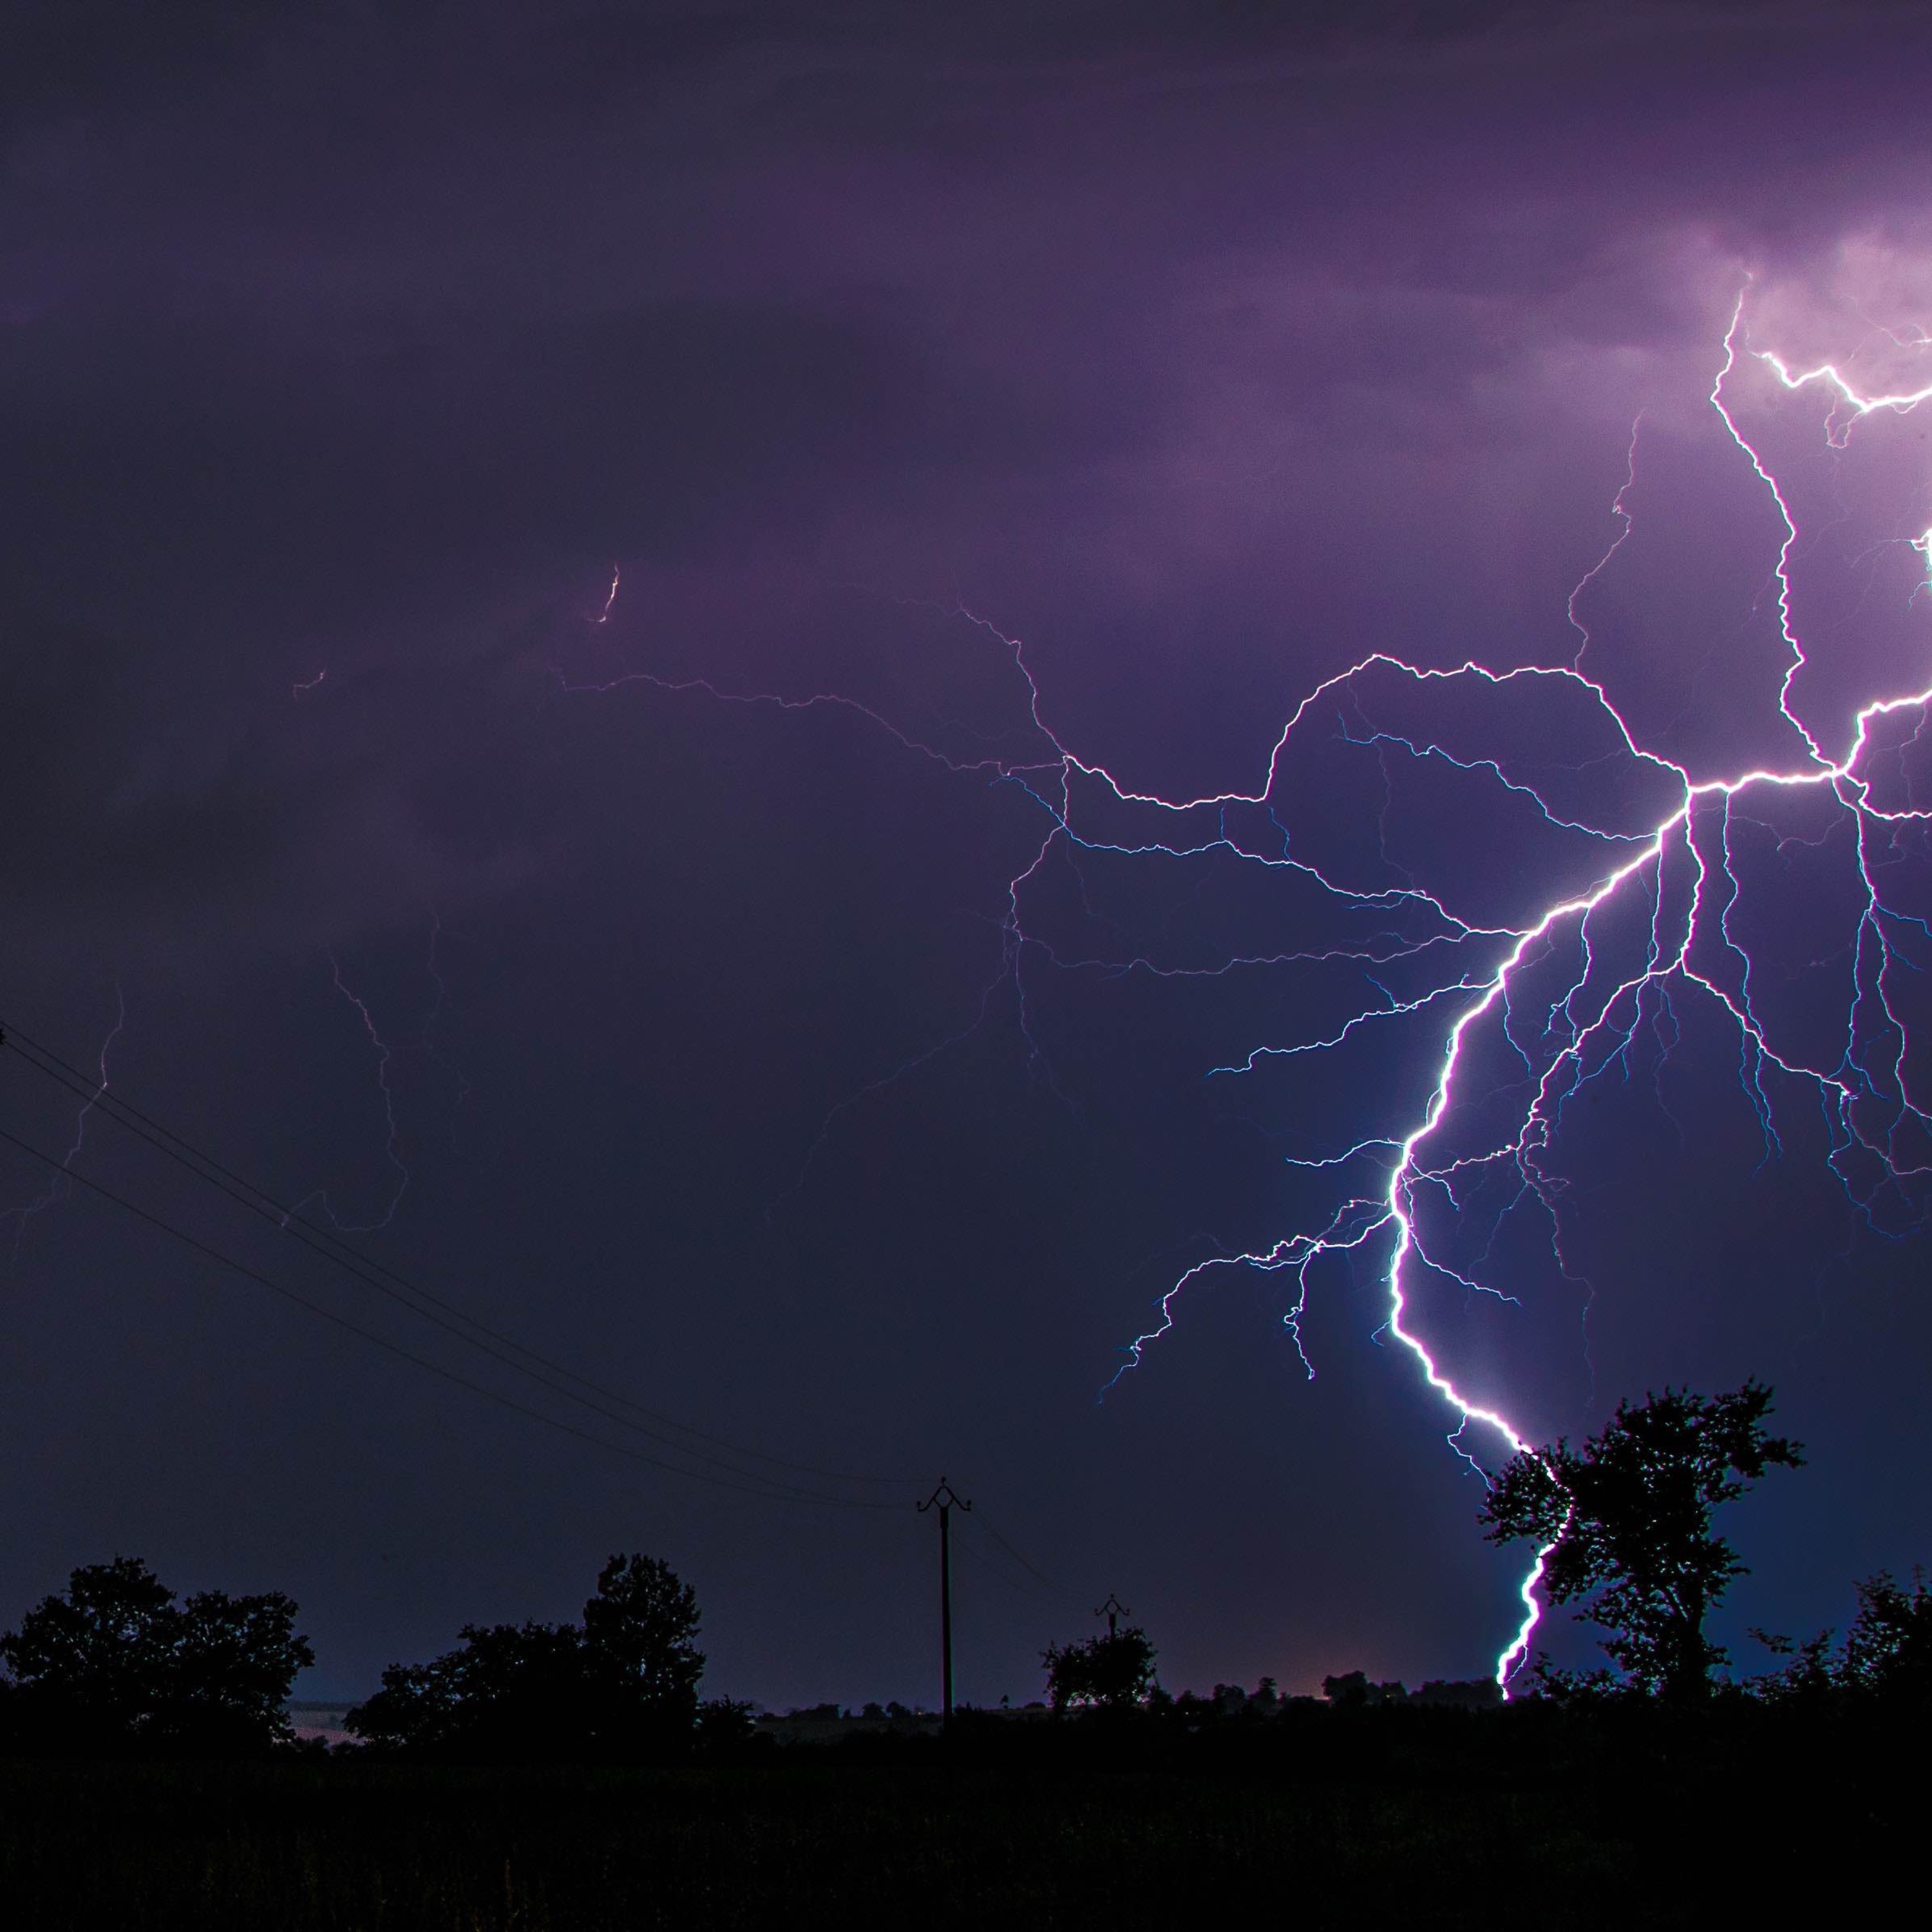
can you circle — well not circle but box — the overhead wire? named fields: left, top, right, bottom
left=0, top=1016, right=1115, bottom=1596
left=964, top=1508, right=1086, bottom=1608
left=0, top=1063, right=1117, bottom=1660
left=0, top=1018, right=913, bottom=1498
left=947, top=1531, right=1060, bottom=1612
left=950, top=1522, right=1070, bottom=1613
left=0, top=1117, right=918, bottom=1510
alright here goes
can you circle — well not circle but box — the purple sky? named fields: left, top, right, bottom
left=6, top=1, right=1932, bottom=1706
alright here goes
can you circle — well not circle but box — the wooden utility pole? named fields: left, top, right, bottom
left=917, top=1477, right=971, bottom=1727
left=1095, top=1591, right=1130, bottom=1638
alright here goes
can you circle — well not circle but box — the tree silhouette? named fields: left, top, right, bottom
left=1481, top=1381, right=1803, bottom=1700
left=347, top=1620, right=598, bottom=1757
left=0, top=1557, right=312, bottom=1753
left=1041, top=1627, right=1157, bottom=1712
left=1840, top=1571, right=1932, bottom=1707
left=346, top=1551, right=707, bottom=1758
left=582, top=1553, right=703, bottom=1734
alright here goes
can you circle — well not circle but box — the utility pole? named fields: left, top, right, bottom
left=1095, top=1591, right=1130, bottom=1639
left=917, top=1477, right=971, bottom=1728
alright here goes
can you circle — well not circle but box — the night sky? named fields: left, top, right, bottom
left=8, top=1, right=1932, bottom=1710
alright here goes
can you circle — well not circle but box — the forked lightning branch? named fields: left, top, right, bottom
left=560, top=284, right=1932, bottom=1689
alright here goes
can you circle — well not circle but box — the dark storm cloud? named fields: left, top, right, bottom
left=3, top=0, right=1915, bottom=1055
left=1, top=292, right=986, bottom=594
left=7, top=0, right=1932, bottom=1708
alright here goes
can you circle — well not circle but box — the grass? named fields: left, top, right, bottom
left=0, top=1707, right=1911, bottom=1929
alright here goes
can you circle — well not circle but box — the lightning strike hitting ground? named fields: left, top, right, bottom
left=556, top=287, right=1932, bottom=1688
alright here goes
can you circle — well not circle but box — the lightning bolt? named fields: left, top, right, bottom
left=287, top=956, right=411, bottom=1234
left=290, top=923, right=480, bottom=1229
left=1567, top=414, right=1642, bottom=671
left=593, top=565, right=620, bottom=625
left=1755, top=344, right=1932, bottom=450
left=554, top=278, right=1932, bottom=1692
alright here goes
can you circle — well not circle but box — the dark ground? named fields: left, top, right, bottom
left=0, top=1706, right=1918, bottom=1929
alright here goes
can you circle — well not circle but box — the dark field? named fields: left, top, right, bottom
left=1, top=1709, right=1917, bottom=1930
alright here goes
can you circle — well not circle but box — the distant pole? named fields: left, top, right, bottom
left=1095, top=1591, right=1130, bottom=1639
left=918, top=1477, right=971, bottom=1727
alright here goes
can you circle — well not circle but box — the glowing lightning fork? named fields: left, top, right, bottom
left=1186, top=294, right=1932, bottom=1688
left=556, top=287, right=1932, bottom=1692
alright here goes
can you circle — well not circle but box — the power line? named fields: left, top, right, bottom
left=1, top=1054, right=1105, bottom=1634
left=2, top=1036, right=889, bottom=1498
left=970, top=1506, right=1082, bottom=1604
left=0, top=1019, right=912, bottom=1495
left=0, top=1021, right=1105, bottom=1579
left=3, top=1018, right=904, bottom=1485
left=0, top=1115, right=900, bottom=1513
left=950, top=1517, right=1069, bottom=1611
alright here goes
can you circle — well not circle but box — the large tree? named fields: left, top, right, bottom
left=1481, top=1381, right=1803, bottom=1701
left=1041, top=1627, right=1158, bottom=1713
left=0, top=1557, right=312, bottom=1753
left=581, top=1553, right=704, bottom=1727
left=346, top=1551, right=706, bottom=1758
left=1838, top=1571, right=1932, bottom=1707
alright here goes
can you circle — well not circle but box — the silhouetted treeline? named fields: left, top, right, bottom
left=0, top=1551, right=752, bottom=1764
left=5, top=1382, right=1929, bottom=1766
left=344, top=1553, right=752, bottom=1762
left=0, top=1558, right=310, bottom=1757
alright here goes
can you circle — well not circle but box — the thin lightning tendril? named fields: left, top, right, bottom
left=2, top=987, right=126, bottom=1258
left=287, top=956, right=412, bottom=1235
left=290, top=925, right=475, bottom=1229
left=1567, top=413, right=1642, bottom=671
left=594, top=565, right=621, bottom=626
